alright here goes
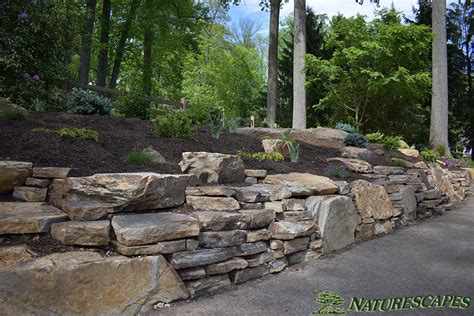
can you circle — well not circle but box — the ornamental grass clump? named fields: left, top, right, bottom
left=123, top=150, right=154, bottom=166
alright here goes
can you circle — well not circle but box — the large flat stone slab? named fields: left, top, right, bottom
left=51, top=220, right=110, bottom=246
left=186, top=196, right=240, bottom=212
left=269, top=221, right=316, bottom=240
left=231, top=184, right=292, bottom=202
left=56, top=173, right=197, bottom=221
left=191, top=211, right=250, bottom=231
left=198, top=230, right=247, bottom=248
left=112, top=213, right=200, bottom=246
left=239, top=209, right=275, bottom=229
left=0, top=161, right=32, bottom=194
left=263, top=173, right=338, bottom=196
left=113, top=240, right=187, bottom=256
left=0, top=252, right=188, bottom=314
left=0, top=202, right=68, bottom=235
left=32, top=167, right=72, bottom=179
left=12, top=186, right=47, bottom=202
left=185, top=275, right=231, bottom=298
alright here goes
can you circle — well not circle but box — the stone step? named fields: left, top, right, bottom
left=51, top=220, right=110, bottom=246
left=111, top=212, right=200, bottom=246
left=0, top=202, right=69, bottom=234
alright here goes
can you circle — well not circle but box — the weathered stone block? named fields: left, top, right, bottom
left=12, top=186, right=47, bottom=202
left=269, top=221, right=316, bottom=240
left=114, top=240, right=186, bottom=256
left=245, top=169, right=267, bottom=178
left=207, top=257, right=248, bottom=275
left=24, top=177, right=50, bottom=188
left=247, top=229, right=272, bottom=242
left=236, top=241, right=269, bottom=256
left=51, top=220, right=110, bottom=246
left=268, top=257, right=288, bottom=273
left=187, top=196, right=240, bottom=212
left=112, top=213, right=200, bottom=246
left=171, top=248, right=236, bottom=269
left=178, top=267, right=207, bottom=281
left=239, top=208, right=275, bottom=229
left=32, top=167, right=72, bottom=179
left=0, top=161, right=32, bottom=194
left=229, top=265, right=270, bottom=284
left=199, top=230, right=247, bottom=248
left=263, top=173, right=338, bottom=196
left=191, top=211, right=249, bottom=231
left=283, top=237, right=309, bottom=255
left=350, top=180, right=395, bottom=220
left=185, top=275, right=231, bottom=298
left=286, top=250, right=308, bottom=265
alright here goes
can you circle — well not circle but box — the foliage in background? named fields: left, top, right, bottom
left=153, top=111, right=196, bottom=138
left=0, top=107, right=27, bottom=121
left=57, top=127, right=99, bottom=142
left=344, top=132, right=368, bottom=148
left=305, top=10, right=432, bottom=143
left=65, top=88, right=113, bottom=115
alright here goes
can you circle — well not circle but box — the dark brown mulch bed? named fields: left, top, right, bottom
left=0, top=112, right=387, bottom=181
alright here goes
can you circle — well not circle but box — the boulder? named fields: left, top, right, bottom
left=335, top=181, right=351, bottom=195
left=112, top=213, right=200, bottom=246
left=400, top=186, right=417, bottom=222
left=263, top=173, right=338, bottom=196
left=245, top=177, right=258, bottom=185
left=170, top=248, right=236, bottom=269
left=0, top=252, right=188, bottom=314
left=239, top=209, right=275, bottom=229
left=429, top=165, right=464, bottom=203
left=12, top=186, right=47, bottom=202
left=229, top=265, right=270, bottom=284
left=232, top=184, right=292, bottom=202
left=207, top=257, right=248, bottom=275
left=261, top=139, right=288, bottom=156
left=191, top=211, right=249, bottom=231
left=0, top=202, right=68, bottom=235
left=350, top=180, right=395, bottom=221
left=269, top=221, right=316, bottom=240
left=282, top=199, right=306, bottom=211
left=340, top=147, right=370, bottom=159
left=398, top=148, right=420, bottom=158
left=0, top=161, right=32, bottom=194
left=32, top=167, right=72, bottom=179
left=287, top=250, right=309, bottom=265
left=308, top=196, right=358, bottom=254
left=268, top=257, right=288, bottom=273
left=57, top=173, right=197, bottom=221
left=114, top=239, right=186, bottom=256
left=142, top=147, right=166, bottom=163
left=186, top=196, right=240, bottom=212
left=185, top=275, right=231, bottom=298
left=198, top=230, right=247, bottom=248
left=0, top=245, right=35, bottom=269
left=51, top=220, right=110, bottom=246
left=327, top=158, right=372, bottom=173
left=179, top=152, right=245, bottom=184
left=355, top=224, right=375, bottom=241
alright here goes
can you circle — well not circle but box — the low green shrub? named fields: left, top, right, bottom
left=57, top=127, right=99, bottom=142
left=65, top=88, right=112, bottom=115
left=420, top=149, right=441, bottom=162
left=225, top=117, right=239, bottom=133
left=435, top=144, right=446, bottom=157
left=0, top=108, right=27, bottom=120
left=324, top=165, right=350, bottom=179
left=236, top=150, right=284, bottom=162
left=382, top=135, right=401, bottom=149
left=123, top=150, right=153, bottom=166
left=344, top=133, right=368, bottom=148
left=113, top=96, right=150, bottom=119
left=365, top=131, right=384, bottom=143
left=153, top=111, right=196, bottom=138
left=31, top=127, right=52, bottom=133
left=335, top=122, right=356, bottom=134
left=287, top=142, right=301, bottom=163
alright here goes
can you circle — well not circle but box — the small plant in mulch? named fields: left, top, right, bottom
left=0, top=108, right=27, bottom=120
left=323, top=164, right=350, bottom=179
left=122, top=150, right=154, bottom=166
left=358, top=151, right=377, bottom=164
left=288, top=141, right=301, bottom=163
left=57, top=127, right=99, bottom=142
left=236, top=150, right=284, bottom=162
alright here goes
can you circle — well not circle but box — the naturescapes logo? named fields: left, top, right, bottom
left=312, top=290, right=471, bottom=314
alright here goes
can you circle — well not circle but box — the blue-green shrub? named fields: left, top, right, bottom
left=65, top=88, right=113, bottom=115
left=344, top=133, right=368, bottom=148
left=335, top=122, right=356, bottom=134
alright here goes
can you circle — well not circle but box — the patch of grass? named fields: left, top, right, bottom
left=0, top=108, right=27, bottom=120
left=123, top=150, right=154, bottom=166
left=323, top=165, right=350, bottom=179
left=236, top=150, right=284, bottom=162
left=57, top=127, right=99, bottom=142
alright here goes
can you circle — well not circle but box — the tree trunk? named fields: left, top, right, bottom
left=143, top=0, right=153, bottom=96
left=429, top=0, right=451, bottom=156
left=78, top=0, right=97, bottom=85
left=266, top=0, right=280, bottom=127
left=292, top=0, right=306, bottom=130
left=109, top=0, right=139, bottom=89
left=97, top=0, right=111, bottom=87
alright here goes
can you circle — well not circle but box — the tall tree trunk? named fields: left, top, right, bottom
left=143, top=0, right=153, bottom=96
left=97, top=0, right=111, bottom=87
left=109, top=0, right=139, bottom=89
left=430, top=0, right=451, bottom=156
left=266, top=0, right=280, bottom=127
left=292, top=0, right=306, bottom=130
left=78, top=0, right=97, bottom=85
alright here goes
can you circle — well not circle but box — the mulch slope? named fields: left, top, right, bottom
left=0, top=112, right=381, bottom=180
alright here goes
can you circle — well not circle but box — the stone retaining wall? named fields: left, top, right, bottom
left=0, top=155, right=471, bottom=314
